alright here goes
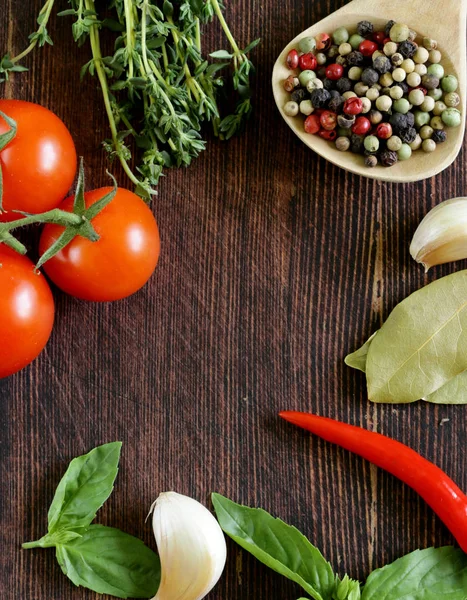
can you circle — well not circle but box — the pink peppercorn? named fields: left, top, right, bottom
left=320, top=111, right=338, bottom=130
left=352, top=116, right=371, bottom=135
left=318, top=129, right=337, bottom=141
left=344, top=97, right=363, bottom=115
left=304, top=114, right=321, bottom=134
left=299, top=53, right=317, bottom=71
left=326, top=63, right=344, bottom=80
left=359, top=40, right=378, bottom=57
left=316, top=33, right=331, bottom=51
left=376, top=122, right=393, bottom=139
left=283, top=75, right=296, bottom=92
left=372, top=31, right=386, bottom=45
left=287, top=49, right=299, bottom=69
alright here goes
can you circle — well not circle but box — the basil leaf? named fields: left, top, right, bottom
left=365, top=271, right=467, bottom=403
left=212, top=493, right=335, bottom=600
left=362, top=547, right=467, bottom=600
left=424, top=370, right=467, bottom=404
left=345, top=332, right=378, bottom=373
left=56, top=525, right=160, bottom=599
left=48, top=442, right=122, bottom=534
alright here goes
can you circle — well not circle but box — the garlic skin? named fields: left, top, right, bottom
left=410, top=197, right=467, bottom=271
left=151, top=492, right=227, bottom=600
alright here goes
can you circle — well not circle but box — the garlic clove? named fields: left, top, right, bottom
left=151, top=491, right=227, bottom=600
left=410, top=197, right=467, bottom=271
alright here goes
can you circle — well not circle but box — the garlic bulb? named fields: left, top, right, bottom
left=151, top=492, right=227, bottom=600
left=410, top=197, right=467, bottom=271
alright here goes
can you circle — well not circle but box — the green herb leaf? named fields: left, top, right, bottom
left=56, top=525, right=160, bottom=599
left=362, top=547, right=467, bottom=600
left=364, top=271, right=467, bottom=403
left=244, top=38, right=261, bottom=53
left=344, top=332, right=378, bottom=373
left=47, top=442, right=122, bottom=534
left=212, top=493, right=336, bottom=600
left=210, top=49, right=233, bottom=59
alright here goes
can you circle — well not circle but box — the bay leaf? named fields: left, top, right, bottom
left=344, top=332, right=378, bottom=373
left=424, top=369, right=467, bottom=404
left=366, top=271, right=467, bottom=403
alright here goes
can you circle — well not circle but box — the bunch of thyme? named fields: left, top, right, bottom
left=1, top=0, right=259, bottom=199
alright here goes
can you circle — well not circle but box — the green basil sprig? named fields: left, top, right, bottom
left=213, top=494, right=467, bottom=600
left=23, top=442, right=160, bottom=599
left=345, top=271, right=467, bottom=404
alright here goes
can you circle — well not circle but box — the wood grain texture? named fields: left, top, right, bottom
left=0, top=1, right=466, bottom=598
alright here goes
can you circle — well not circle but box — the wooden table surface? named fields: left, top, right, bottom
left=1, top=1, right=466, bottom=598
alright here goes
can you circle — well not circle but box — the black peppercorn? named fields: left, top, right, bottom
left=400, top=127, right=417, bottom=143
left=291, top=88, right=306, bottom=103
left=361, top=67, right=379, bottom=85
left=350, top=133, right=365, bottom=154
left=336, top=77, right=353, bottom=93
left=390, top=113, right=408, bottom=134
left=398, top=81, right=409, bottom=94
left=357, top=20, right=374, bottom=37
left=336, top=55, right=348, bottom=67
left=337, top=114, right=356, bottom=128
left=330, top=90, right=341, bottom=98
left=347, top=51, right=365, bottom=66
left=421, top=74, right=440, bottom=90
left=323, top=78, right=335, bottom=91
left=328, top=95, right=345, bottom=113
left=398, top=40, right=417, bottom=58
left=365, top=155, right=378, bottom=168
left=380, top=150, right=398, bottom=167
left=432, top=130, right=447, bottom=143
left=405, top=112, right=415, bottom=128
left=384, top=20, right=396, bottom=36
left=310, top=88, right=331, bottom=108
left=373, top=55, right=392, bottom=74
left=317, top=66, right=327, bottom=79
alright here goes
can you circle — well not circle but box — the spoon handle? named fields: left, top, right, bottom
left=342, top=0, right=467, bottom=18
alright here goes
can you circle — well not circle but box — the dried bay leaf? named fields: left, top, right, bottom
left=366, top=271, right=467, bottom=403
left=344, top=332, right=378, bottom=373
left=424, top=369, right=467, bottom=404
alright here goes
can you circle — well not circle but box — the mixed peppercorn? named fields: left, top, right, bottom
left=283, top=21, right=462, bottom=167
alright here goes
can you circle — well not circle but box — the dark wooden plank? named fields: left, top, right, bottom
left=0, top=0, right=466, bottom=598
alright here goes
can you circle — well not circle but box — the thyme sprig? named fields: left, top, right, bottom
left=1, top=0, right=259, bottom=199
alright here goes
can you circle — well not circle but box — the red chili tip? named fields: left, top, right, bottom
left=279, top=410, right=309, bottom=425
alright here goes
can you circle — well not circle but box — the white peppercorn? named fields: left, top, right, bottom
left=406, top=72, right=421, bottom=88
left=409, top=133, right=422, bottom=150
left=445, top=92, right=461, bottom=107
left=379, top=72, right=394, bottom=87
left=390, top=23, right=410, bottom=43
left=306, top=78, right=324, bottom=92
left=343, top=91, right=357, bottom=100
left=429, top=49, right=442, bottom=64
left=354, top=82, right=369, bottom=96
left=401, top=59, right=415, bottom=73
left=376, top=95, right=392, bottom=112
left=383, top=42, right=398, bottom=56
left=316, top=52, right=327, bottom=65
left=414, top=64, right=427, bottom=76
left=336, top=136, right=351, bottom=151
left=284, top=101, right=299, bottom=116
left=366, top=87, right=380, bottom=101
left=408, top=89, right=425, bottom=106
left=389, top=86, right=404, bottom=100
left=392, top=68, right=407, bottom=82
left=408, top=29, right=417, bottom=41
left=430, top=116, right=444, bottom=130
left=433, top=100, right=447, bottom=115
left=420, top=96, right=435, bottom=113
left=299, top=99, right=314, bottom=116
left=361, top=97, right=372, bottom=113
left=423, top=37, right=437, bottom=50
left=391, top=53, right=403, bottom=66
left=339, top=42, right=353, bottom=56
left=348, top=66, right=363, bottom=80
left=387, top=135, right=402, bottom=151
left=422, top=138, right=436, bottom=152
left=420, top=125, right=434, bottom=139
left=413, top=47, right=430, bottom=63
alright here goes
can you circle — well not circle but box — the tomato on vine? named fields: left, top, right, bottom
left=0, top=100, right=77, bottom=222
left=39, top=187, right=160, bottom=301
left=0, top=246, right=55, bottom=378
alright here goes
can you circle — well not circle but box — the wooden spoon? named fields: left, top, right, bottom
left=272, top=0, right=467, bottom=183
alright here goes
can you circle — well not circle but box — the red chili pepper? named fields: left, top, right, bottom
left=279, top=411, right=467, bottom=553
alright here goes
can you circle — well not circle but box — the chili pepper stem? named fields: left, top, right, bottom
left=280, top=411, right=467, bottom=553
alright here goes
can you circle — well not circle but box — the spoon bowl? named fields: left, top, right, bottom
left=272, top=0, right=467, bottom=183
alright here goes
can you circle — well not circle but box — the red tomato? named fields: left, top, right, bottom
left=39, top=187, right=161, bottom=301
left=0, top=100, right=77, bottom=222
left=0, top=246, right=55, bottom=378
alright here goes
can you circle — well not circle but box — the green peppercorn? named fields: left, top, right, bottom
left=428, top=88, right=443, bottom=101
left=339, top=42, right=352, bottom=56
left=366, top=87, right=380, bottom=101
left=364, top=135, right=380, bottom=153
left=376, top=95, right=392, bottom=112
left=337, top=126, right=352, bottom=137
left=348, top=67, right=363, bottom=81
left=393, top=98, right=411, bottom=114
left=441, top=75, right=459, bottom=93
left=335, top=136, right=351, bottom=151
left=430, top=116, right=444, bottom=130
left=427, top=63, right=445, bottom=79
left=387, top=135, right=402, bottom=151
left=354, top=82, right=369, bottom=96
left=433, top=100, right=447, bottom=116
left=390, top=23, right=410, bottom=43
left=420, top=125, right=433, bottom=139
left=300, top=99, right=314, bottom=116
left=333, top=26, right=349, bottom=45
left=284, top=101, right=299, bottom=117
left=349, top=34, right=364, bottom=50
left=414, top=110, right=431, bottom=128
left=299, top=36, right=316, bottom=53
left=423, top=37, right=437, bottom=50
left=422, top=139, right=436, bottom=152
left=409, top=89, right=425, bottom=106
left=442, top=107, right=462, bottom=127
left=397, top=143, right=412, bottom=161
left=389, top=86, right=404, bottom=100
left=445, top=92, right=461, bottom=108
left=299, top=70, right=316, bottom=87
